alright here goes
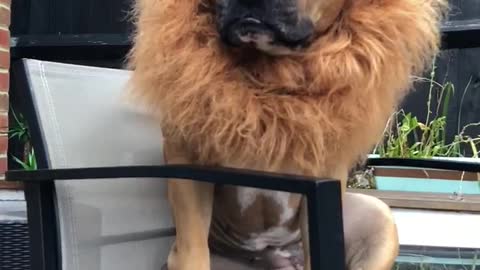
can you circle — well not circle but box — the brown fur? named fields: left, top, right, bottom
left=127, top=0, right=447, bottom=181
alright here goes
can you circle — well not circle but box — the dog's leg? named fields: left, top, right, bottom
left=300, top=189, right=398, bottom=270
left=343, top=193, right=398, bottom=270
left=164, top=142, right=215, bottom=270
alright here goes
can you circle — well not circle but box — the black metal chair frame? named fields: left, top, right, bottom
left=6, top=59, right=348, bottom=270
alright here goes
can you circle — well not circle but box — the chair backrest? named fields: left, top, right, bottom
left=20, top=59, right=174, bottom=270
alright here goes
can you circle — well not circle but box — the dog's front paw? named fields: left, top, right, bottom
left=263, top=248, right=304, bottom=270
left=166, top=249, right=210, bottom=270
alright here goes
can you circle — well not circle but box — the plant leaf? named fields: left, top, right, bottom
left=12, top=155, right=30, bottom=170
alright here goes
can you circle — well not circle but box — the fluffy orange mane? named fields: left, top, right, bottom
left=127, top=0, right=447, bottom=178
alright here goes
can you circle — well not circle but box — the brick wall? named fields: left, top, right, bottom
left=0, top=0, right=9, bottom=180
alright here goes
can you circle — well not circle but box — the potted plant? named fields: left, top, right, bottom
left=348, top=60, right=480, bottom=196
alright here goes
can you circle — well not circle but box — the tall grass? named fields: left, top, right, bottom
left=373, top=60, right=480, bottom=159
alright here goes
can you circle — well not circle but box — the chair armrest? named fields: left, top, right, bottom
left=367, top=157, right=480, bottom=172
left=6, top=164, right=337, bottom=194
left=6, top=164, right=346, bottom=270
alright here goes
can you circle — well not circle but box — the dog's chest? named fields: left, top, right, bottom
left=212, top=186, right=302, bottom=251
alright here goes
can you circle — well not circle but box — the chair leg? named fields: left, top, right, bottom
left=24, top=182, right=60, bottom=270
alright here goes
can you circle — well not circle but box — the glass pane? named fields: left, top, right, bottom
left=395, top=245, right=480, bottom=270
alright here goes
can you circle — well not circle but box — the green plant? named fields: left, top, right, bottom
left=373, top=60, right=480, bottom=159
left=9, top=108, right=30, bottom=144
left=12, top=149, right=37, bottom=170
left=8, top=107, right=37, bottom=170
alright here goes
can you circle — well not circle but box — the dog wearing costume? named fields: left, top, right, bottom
left=127, top=0, right=448, bottom=269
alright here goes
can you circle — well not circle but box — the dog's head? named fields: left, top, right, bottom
left=215, top=0, right=345, bottom=55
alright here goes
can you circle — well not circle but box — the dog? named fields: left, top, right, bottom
left=127, top=0, right=447, bottom=269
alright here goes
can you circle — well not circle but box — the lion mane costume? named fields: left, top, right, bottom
left=127, top=0, right=446, bottom=178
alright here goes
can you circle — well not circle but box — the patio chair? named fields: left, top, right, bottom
left=6, top=58, right=346, bottom=270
